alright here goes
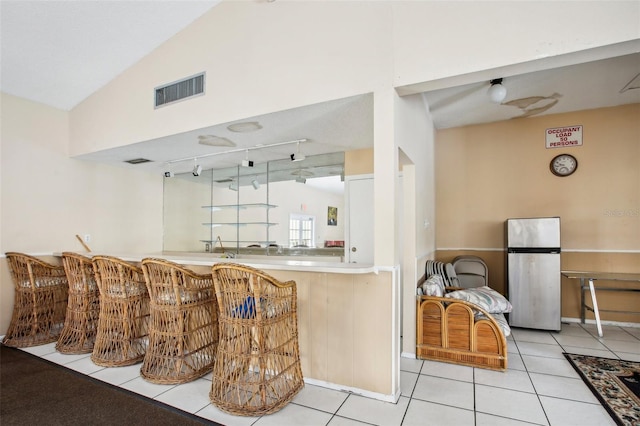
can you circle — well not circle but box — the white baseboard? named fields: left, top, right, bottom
left=303, top=377, right=399, bottom=403
left=561, top=317, right=640, bottom=328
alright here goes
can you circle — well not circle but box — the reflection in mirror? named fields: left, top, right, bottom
left=163, top=152, right=345, bottom=260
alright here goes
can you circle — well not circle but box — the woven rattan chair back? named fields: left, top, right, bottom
left=140, top=258, right=218, bottom=384
left=209, top=263, right=303, bottom=416
left=56, top=252, right=100, bottom=354
left=91, top=256, right=150, bottom=367
left=2, top=252, right=69, bottom=348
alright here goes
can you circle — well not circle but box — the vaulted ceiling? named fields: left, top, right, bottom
left=2, top=1, right=638, bottom=175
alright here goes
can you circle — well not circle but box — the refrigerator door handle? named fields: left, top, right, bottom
left=508, top=248, right=561, bottom=254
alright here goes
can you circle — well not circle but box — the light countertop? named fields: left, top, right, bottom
left=55, top=251, right=381, bottom=275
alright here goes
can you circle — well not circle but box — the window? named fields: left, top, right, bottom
left=289, top=214, right=315, bottom=247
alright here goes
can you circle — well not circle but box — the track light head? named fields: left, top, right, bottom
left=290, top=153, right=306, bottom=162
left=251, top=178, right=260, bottom=190
left=295, top=177, right=306, bottom=184
left=241, top=149, right=254, bottom=167
left=192, top=164, right=202, bottom=176
left=290, top=141, right=306, bottom=162
left=228, top=181, right=238, bottom=191
left=164, top=171, right=174, bottom=178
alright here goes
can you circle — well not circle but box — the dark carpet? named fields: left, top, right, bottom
left=0, top=344, right=222, bottom=425
left=564, top=353, right=640, bottom=426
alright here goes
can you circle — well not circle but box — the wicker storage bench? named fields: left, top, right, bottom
left=416, top=294, right=508, bottom=371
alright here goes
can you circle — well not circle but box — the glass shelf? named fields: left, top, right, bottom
left=200, top=240, right=276, bottom=244
left=202, top=222, right=278, bottom=226
left=202, top=203, right=277, bottom=251
left=202, top=203, right=277, bottom=211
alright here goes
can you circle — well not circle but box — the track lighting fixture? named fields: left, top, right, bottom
left=192, top=158, right=202, bottom=176
left=241, top=150, right=254, bottom=167
left=229, top=180, right=238, bottom=191
left=290, top=141, right=306, bottom=162
left=295, top=177, right=306, bottom=184
left=488, top=78, right=507, bottom=103
left=167, top=138, right=307, bottom=168
left=251, top=177, right=260, bottom=190
left=164, top=163, right=174, bottom=178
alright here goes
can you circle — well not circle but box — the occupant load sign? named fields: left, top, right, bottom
left=545, top=125, right=583, bottom=148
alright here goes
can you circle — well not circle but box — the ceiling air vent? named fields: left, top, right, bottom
left=155, top=72, right=205, bottom=108
left=124, top=158, right=152, bottom=164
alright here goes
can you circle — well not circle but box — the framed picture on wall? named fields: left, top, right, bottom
left=327, top=206, right=337, bottom=226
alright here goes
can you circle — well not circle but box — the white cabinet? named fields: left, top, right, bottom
left=345, top=177, right=374, bottom=263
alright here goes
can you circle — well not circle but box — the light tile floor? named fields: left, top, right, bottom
left=19, top=322, right=640, bottom=426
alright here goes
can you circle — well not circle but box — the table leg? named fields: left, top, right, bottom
left=580, top=278, right=585, bottom=324
left=588, top=279, right=603, bottom=337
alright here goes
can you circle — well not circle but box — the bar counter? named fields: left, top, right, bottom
left=134, top=251, right=377, bottom=274
left=55, top=251, right=401, bottom=403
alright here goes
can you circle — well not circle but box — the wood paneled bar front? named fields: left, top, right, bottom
left=56, top=252, right=401, bottom=403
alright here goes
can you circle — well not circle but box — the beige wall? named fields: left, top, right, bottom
left=435, top=104, right=640, bottom=323
left=345, top=149, right=374, bottom=176
left=69, top=2, right=639, bottom=155
left=69, top=2, right=393, bottom=156
left=393, top=94, right=436, bottom=355
left=0, top=93, right=164, bottom=332
left=392, top=1, right=639, bottom=88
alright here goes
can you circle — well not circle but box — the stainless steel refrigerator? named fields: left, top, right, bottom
left=506, top=217, right=561, bottom=331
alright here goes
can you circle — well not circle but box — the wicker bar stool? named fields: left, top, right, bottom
left=2, top=252, right=69, bottom=348
left=91, top=256, right=150, bottom=367
left=209, top=263, right=303, bottom=416
left=140, top=258, right=218, bottom=384
left=56, top=252, right=100, bottom=354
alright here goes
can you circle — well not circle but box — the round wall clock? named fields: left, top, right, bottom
left=550, top=153, right=578, bottom=177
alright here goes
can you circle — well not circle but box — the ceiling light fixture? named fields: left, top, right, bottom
left=290, top=141, right=306, bottom=162
left=251, top=177, right=260, bottom=190
left=228, top=180, right=238, bottom=191
left=291, top=169, right=313, bottom=177
left=197, top=135, right=236, bottom=147
left=192, top=159, right=202, bottom=176
left=227, top=121, right=262, bottom=133
left=488, top=78, right=507, bottom=103
left=295, top=177, right=306, bottom=184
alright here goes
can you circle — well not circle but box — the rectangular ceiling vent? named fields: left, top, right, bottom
left=124, top=158, right=152, bottom=165
left=155, top=72, right=205, bottom=108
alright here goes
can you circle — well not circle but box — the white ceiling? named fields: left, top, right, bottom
left=421, top=52, right=640, bottom=129
left=2, top=1, right=639, bottom=176
left=0, top=0, right=221, bottom=110
left=83, top=93, right=373, bottom=176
